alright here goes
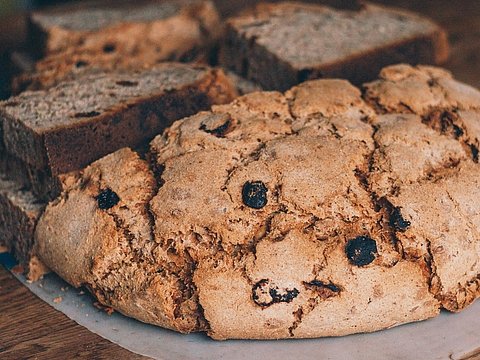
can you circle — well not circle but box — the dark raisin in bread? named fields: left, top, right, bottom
left=220, top=1, right=449, bottom=91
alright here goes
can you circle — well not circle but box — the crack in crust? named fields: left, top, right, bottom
left=288, top=280, right=342, bottom=336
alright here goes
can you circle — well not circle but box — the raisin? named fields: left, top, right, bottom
left=390, top=207, right=411, bottom=232
left=74, top=111, right=101, bottom=118
left=252, top=279, right=299, bottom=307
left=305, top=280, right=340, bottom=293
left=96, top=188, right=120, bottom=210
left=242, top=181, right=268, bottom=209
left=103, top=44, right=116, bottom=53
left=470, top=144, right=479, bottom=162
left=345, top=236, right=377, bottom=266
left=116, top=80, right=138, bottom=87
left=75, top=60, right=88, bottom=68
left=199, top=119, right=232, bottom=138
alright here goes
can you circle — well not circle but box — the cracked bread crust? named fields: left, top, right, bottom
left=35, top=64, right=479, bottom=339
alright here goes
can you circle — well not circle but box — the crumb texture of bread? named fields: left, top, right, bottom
left=221, top=2, right=449, bottom=91
left=35, top=65, right=479, bottom=339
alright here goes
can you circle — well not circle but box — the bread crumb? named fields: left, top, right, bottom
left=53, top=296, right=63, bottom=303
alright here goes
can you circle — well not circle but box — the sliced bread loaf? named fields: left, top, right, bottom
left=14, top=55, right=263, bottom=96
left=220, top=1, right=449, bottom=91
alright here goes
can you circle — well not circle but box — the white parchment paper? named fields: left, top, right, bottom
left=2, top=252, right=479, bottom=360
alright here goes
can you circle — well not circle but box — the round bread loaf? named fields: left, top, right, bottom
left=35, top=64, right=480, bottom=340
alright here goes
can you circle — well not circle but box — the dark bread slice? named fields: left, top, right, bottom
left=1, top=63, right=237, bottom=199
left=220, top=1, right=449, bottom=91
left=15, top=63, right=263, bottom=97
left=12, top=54, right=263, bottom=95
left=0, top=176, right=48, bottom=281
left=28, top=0, right=221, bottom=59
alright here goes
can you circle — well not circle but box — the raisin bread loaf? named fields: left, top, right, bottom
left=221, top=1, right=449, bottom=91
left=35, top=65, right=479, bottom=339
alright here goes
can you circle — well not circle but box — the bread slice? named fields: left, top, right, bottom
left=0, top=176, right=48, bottom=281
left=1, top=63, right=236, bottom=200
left=220, top=1, right=449, bottom=91
left=28, top=0, right=221, bottom=60
left=14, top=57, right=263, bottom=96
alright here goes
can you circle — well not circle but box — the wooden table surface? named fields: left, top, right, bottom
left=0, top=0, right=479, bottom=359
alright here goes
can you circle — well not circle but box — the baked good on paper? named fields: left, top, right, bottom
left=35, top=64, right=479, bottom=339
